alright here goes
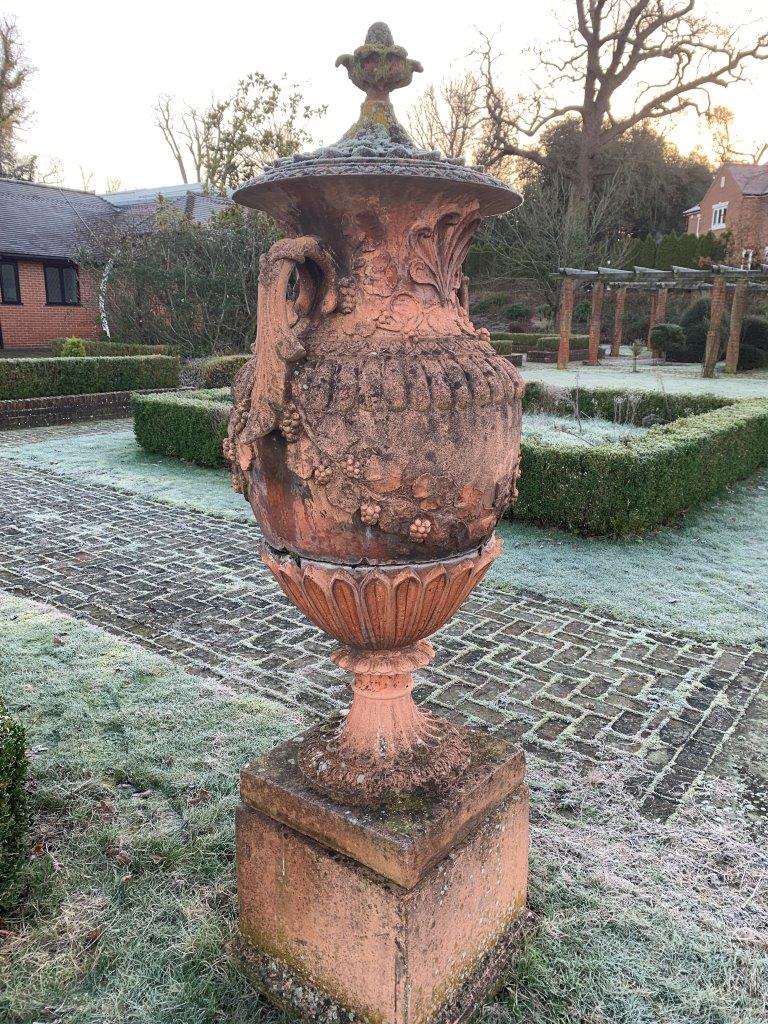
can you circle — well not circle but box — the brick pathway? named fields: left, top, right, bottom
left=1, top=427, right=766, bottom=819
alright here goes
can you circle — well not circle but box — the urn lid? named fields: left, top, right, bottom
left=233, top=22, right=522, bottom=217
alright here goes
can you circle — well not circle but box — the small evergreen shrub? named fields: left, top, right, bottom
left=649, top=323, right=684, bottom=354
left=573, top=300, right=592, bottom=322
left=132, top=392, right=230, bottom=467
left=199, top=354, right=250, bottom=389
left=741, top=316, right=768, bottom=351
left=59, top=337, right=87, bottom=357
left=0, top=698, right=27, bottom=912
left=491, top=333, right=589, bottom=354
left=0, top=356, right=180, bottom=401
left=673, top=298, right=729, bottom=363
left=506, top=302, right=532, bottom=323
left=470, top=293, right=509, bottom=314
left=50, top=338, right=171, bottom=357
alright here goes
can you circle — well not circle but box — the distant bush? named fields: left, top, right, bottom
left=649, top=323, right=684, bottom=354
left=199, top=354, right=250, bottom=389
left=471, top=293, right=509, bottom=315
left=0, top=356, right=180, bottom=401
left=738, top=316, right=768, bottom=370
left=506, top=302, right=532, bottom=323
left=0, top=697, right=27, bottom=912
left=59, top=337, right=86, bottom=357
left=573, top=300, right=592, bottom=322
left=669, top=298, right=728, bottom=363
left=50, top=337, right=171, bottom=357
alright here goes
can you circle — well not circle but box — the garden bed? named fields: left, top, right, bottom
left=133, top=385, right=768, bottom=538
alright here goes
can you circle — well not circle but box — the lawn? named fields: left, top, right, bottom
left=3, top=427, right=768, bottom=645
left=2, top=592, right=766, bottom=1024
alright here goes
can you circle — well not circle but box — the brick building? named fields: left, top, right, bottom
left=0, top=179, right=230, bottom=351
left=684, top=163, right=768, bottom=269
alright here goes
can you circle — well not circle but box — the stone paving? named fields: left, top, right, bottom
left=2, top=424, right=767, bottom=820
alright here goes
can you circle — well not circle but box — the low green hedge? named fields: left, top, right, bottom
left=0, top=356, right=180, bottom=401
left=514, top=399, right=768, bottom=536
left=50, top=338, right=171, bottom=357
left=492, top=333, right=589, bottom=355
left=522, top=381, right=732, bottom=422
left=199, top=354, right=250, bottom=388
left=132, top=386, right=768, bottom=537
left=0, top=698, right=27, bottom=912
left=133, top=392, right=230, bottom=467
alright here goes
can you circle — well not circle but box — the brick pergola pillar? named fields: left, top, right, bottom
left=648, top=287, right=668, bottom=356
left=702, top=275, right=727, bottom=378
left=611, top=286, right=627, bottom=356
left=587, top=280, right=605, bottom=366
left=557, top=276, right=575, bottom=370
left=724, top=280, right=748, bottom=374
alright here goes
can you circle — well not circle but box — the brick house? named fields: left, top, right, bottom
left=684, top=163, right=768, bottom=269
left=0, top=179, right=231, bottom=351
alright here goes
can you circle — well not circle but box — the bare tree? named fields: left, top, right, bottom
left=407, top=73, right=484, bottom=159
left=0, top=17, right=36, bottom=179
left=155, top=73, right=326, bottom=194
left=707, top=105, right=766, bottom=164
left=477, top=1, right=768, bottom=213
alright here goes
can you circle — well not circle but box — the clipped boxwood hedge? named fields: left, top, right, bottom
left=50, top=338, right=171, bottom=357
left=199, top=354, right=250, bottom=388
left=515, top=398, right=768, bottom=536
left=0, top=356, right=180, bottom=401
left=132, top=386, right=768, bottom=537
left=492, top=333, right=589, bottom=355
left=0, top=698, right=27, bottom=912
left=133, top=392, right=230, bottom=467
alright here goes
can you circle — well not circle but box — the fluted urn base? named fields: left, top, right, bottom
left=262, top=536, right=501, bottom=805
left=297, top=641, right=471, bottom=805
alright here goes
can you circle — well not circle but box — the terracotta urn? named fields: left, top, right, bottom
left=226, top=22, right=524, bottom=804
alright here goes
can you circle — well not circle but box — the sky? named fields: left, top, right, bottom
left=5, top=0, right=768, bottom=193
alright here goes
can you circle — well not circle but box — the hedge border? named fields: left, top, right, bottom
left=0, top=699, right=27, bottom=912
left=131, top=386, right=768, bottom=537
left=50, top=338, right=171, bottom=357
left=0, top=356, right=180, bottom=401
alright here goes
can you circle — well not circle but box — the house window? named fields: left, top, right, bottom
left=44, top=263, right=80, bottom=306
left=742, top=249, right=755, bottom=270
left=0, top=259, right=21, bottom=304
left=711, top=203, right=728, bottom=229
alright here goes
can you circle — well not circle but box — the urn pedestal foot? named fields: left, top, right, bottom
left=236, top=727, right=531, bottom=1024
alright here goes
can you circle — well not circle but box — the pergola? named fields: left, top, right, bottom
left=556, top=265, right=768, bottom=377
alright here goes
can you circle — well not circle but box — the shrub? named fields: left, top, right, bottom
left=506, top=302, right=532, bottom=323
left=741, top=315, right=768, bottom=351
left=738, top=345, right=768, bottom=371
left=59, top=337, right=86, bottom=357
left=199, top=354, right=250, bottom=388
left=0, top=698, right=27, bottom=912
left=513, top=397, right=768, bottom=536
left=0, top=356, right=180, bottom=401
left=522, top=381, right=731, bottom=422
left=649, top=323, right=684, bottom=354
left=673, top=298, right=729, bottom=363
left=471, top=292, right=509, bottom=314
left=573, top=299, right=592, bottom=322
left=50, top=337, right=172, bottom=357
left=132, top=392, right=230, bottom=467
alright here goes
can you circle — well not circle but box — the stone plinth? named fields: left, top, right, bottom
left=236, top=727, right=530, bottom=1024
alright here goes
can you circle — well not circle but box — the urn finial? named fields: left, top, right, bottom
left=336, top=21, right=423, bottom=102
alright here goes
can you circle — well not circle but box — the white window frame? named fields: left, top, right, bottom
left=711, top=202, right=728, bottom=229
left=742, top=249, right=754, bottom=270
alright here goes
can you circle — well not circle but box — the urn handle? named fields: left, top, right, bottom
left=244, top=236, right=337, bottom=441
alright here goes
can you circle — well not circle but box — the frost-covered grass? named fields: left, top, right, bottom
left=522, top=412, right=648, bottom=447
left=523, top=363, right=768, bottom=398
left=496, top=468, right=768, bottom=645
left=1, top=428, right=253, bottom=523
left=1, top=592, right=766, bottom=1024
